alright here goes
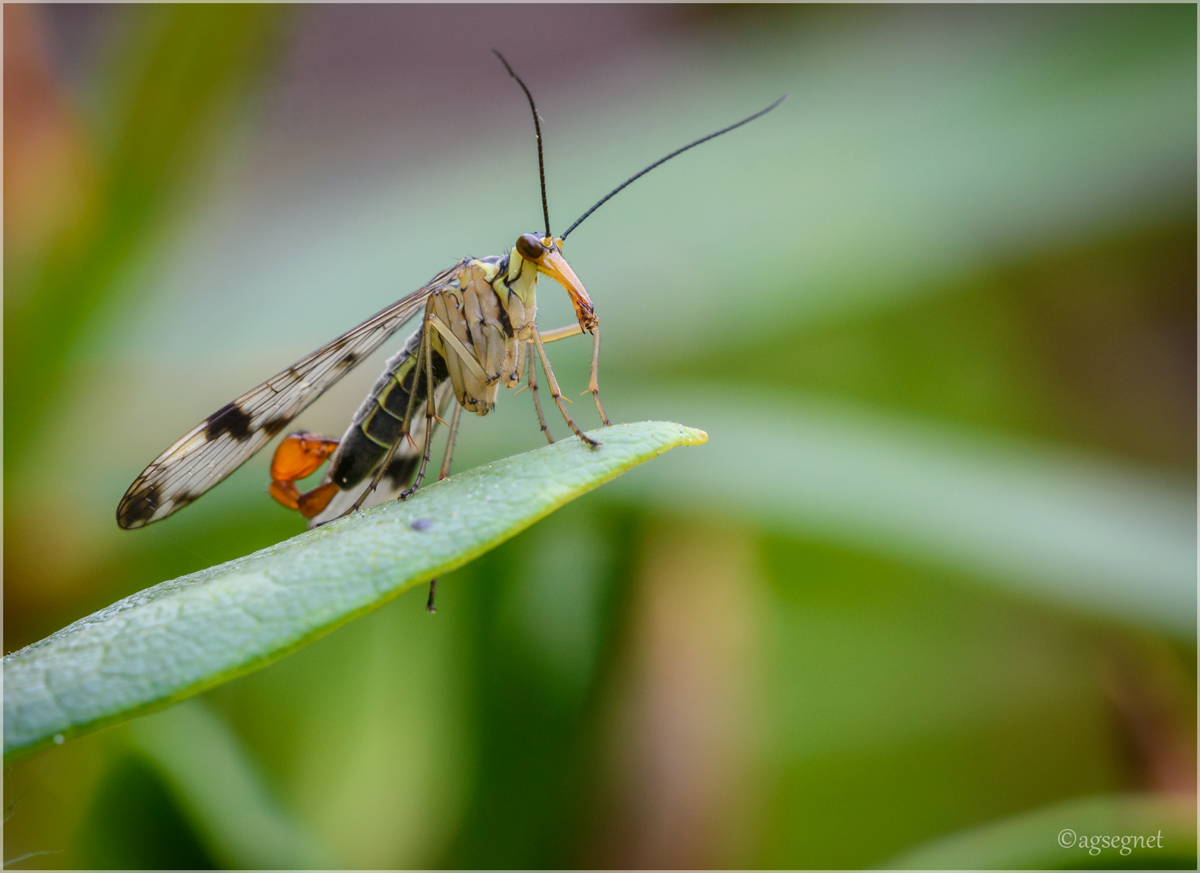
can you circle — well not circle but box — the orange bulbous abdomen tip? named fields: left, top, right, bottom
left=269, top=432, right=339, bottom=481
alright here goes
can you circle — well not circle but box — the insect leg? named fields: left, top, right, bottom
left=400, top=311, right=440, bottom=499
left=537, top=323, right=583, bottom=343
left=346, top=426, right=406, bottom=512
left=426, top=313, right=490, bottom=384
left=525, top=322, right=609, bottom=425
left=425, top=384, right=453, bottom=614
left=424, top=378, right=457, bottom=614
left=424, top=383, right=453, bottom=615
left=587, top=322, right=611, bottom=426
left=531, top=328, right=600, bottom=448
left=347, top=314, right=433, bottom=515
left=438, top=401, right=463, bottom=480
left=524, top=343, right=554, bottom=444
left=521, top=324, right=585, bottom=444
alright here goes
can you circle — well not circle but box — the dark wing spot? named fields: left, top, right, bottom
left=205, top=402, right=254, bottom=442
left=172, top=492, right=198, bottom=510
left=334, top=351, right=360, bottom=371
left=117, top=482, right=163, bottom=529
left=262, top=416, right=291, bottom=438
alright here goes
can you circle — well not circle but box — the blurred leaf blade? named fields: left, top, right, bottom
left=127, top=699, right=334, bottom=869
left=886, top=792, right=1197, bottom=869
left=133, top=5, right=1195, bottom=368
left=598, top=389, right=1196, bottom=638
left=3, top=421, right=707, bottom=763
left=3, top=4, right=286, bottom=470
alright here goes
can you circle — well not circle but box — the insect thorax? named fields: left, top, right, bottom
left=495, top=250, right=540, bottom=338
left=324, top=249, right=542, bottom=494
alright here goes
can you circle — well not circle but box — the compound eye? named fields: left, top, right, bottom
left=516, top=233, right=545, bottom=260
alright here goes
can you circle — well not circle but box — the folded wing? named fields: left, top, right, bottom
left=117, top=266, right=461, bottom=529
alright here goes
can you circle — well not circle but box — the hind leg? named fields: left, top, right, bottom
left=401, top=312, right=442, bottom=499
left=438, top=400, right=463, bottom=480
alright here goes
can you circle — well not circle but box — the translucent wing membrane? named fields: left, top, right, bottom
left=116, top=266, right=462, bottom=529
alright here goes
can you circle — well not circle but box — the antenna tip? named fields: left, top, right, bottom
left=492, top=49, right=515, bottom=76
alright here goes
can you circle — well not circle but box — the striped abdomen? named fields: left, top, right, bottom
left=328, top=327, right=450, bottom=490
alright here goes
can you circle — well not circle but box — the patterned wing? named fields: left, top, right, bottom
left=116, top=264, right=463, bottom=529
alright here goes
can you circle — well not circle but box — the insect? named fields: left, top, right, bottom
left=117, top=53, right=783, bottom=549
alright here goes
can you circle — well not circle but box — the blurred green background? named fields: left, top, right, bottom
left=4, top=4, right=1196, bottom=869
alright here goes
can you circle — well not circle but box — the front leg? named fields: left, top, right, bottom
left=587, top=323, right=610, bottom=425
left=536, top=321, right=610, bottom=425
left=531, top=327, right=599, bottom=448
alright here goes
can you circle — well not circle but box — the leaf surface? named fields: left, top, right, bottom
left=4, top=421, right=706, bottom=763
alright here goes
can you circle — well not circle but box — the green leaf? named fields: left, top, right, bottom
left=125, top=700, right=335, bottom=869
left=885, top=793, right=1197, bottom=869
left=600, top=389, right=1197, bottom=639
left=3, top=421, right=706, bottom=764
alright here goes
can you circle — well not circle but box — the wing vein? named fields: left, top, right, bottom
left=116, top=265, right=461, bottom=529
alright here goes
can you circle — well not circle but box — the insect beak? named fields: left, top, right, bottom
left=536, top=248, right=598, bottom=331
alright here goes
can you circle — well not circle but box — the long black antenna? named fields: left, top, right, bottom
left=493, top=50, right=551, bottom=239
left=561, top=95, right=786, bottom=241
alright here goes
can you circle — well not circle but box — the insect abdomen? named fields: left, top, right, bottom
left=331, top=430, right=408, bottom=490
left=330, top=343, right=449, bottom=489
